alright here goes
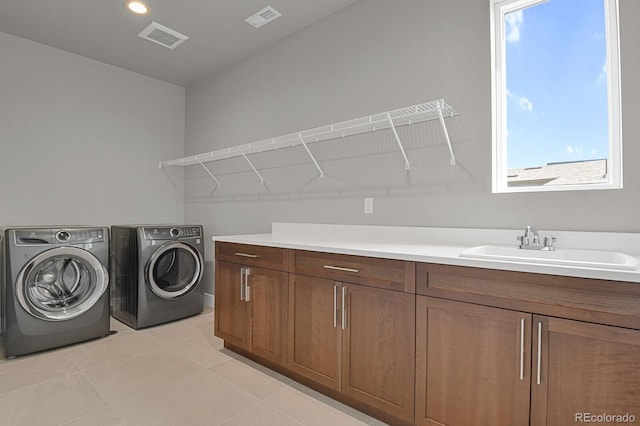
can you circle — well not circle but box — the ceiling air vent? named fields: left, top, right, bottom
left=245, top=6, right=282, bottom=28
left=138, top=22, right=189, bottom=50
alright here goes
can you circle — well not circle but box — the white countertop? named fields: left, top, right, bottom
left=213, top=223, right=640, bottom=283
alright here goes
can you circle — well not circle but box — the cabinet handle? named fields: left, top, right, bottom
left=537, top=321, right=542, bottom=385
left=520, top=318, right=525, bottom=381
left=244, top=268, right=251, bottom=302
left=240, top=267, right=245, bottom=301
left=341, top=286, right=347, bottom=330
left=323, top=265, right=359, bottom=273
left=333, top=285, right=338, bottom=328
left=235, top=252, right=260, bottom=258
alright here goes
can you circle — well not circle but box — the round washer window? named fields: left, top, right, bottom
left=16, top=247, right=108, bottom=321
left=146, top=242, right=203, bottom=300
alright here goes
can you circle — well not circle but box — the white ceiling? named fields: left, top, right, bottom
left=0, top=0, right=361, bottom=87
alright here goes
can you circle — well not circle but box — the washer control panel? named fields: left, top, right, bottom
left=14, top=228, right=105, bottom=245
left=143, top=226, right=202, bottom=240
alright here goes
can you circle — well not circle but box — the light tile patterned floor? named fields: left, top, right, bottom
left=0, top=309, right=389, bottom=426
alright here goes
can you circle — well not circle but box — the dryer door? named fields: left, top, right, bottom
left=145, top=242, right=203, bottom=300
left=16, top=247, right=109, bottom=321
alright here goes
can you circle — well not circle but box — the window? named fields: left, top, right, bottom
left=491, top=0, right=622, bottom=193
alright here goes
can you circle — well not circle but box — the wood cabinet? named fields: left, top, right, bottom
left=215, top=240, right=640, bottom=426
left=216, top=242, right=288, bottom=271
left=416, top=263, right=640, bottom=330
left=214, top=243, right=288, bottom=366
left=288, top=275, right=416, bottom=421
left=214, top=260, right=247, bottom=348
left=531, top=316, right=640, bottom=426
left=416, top=297, right=532, bottom=426
left=342, top=282, right=415, bottom=423
left=290, top=249, right=415, bottom=293
left=288, top=274, right=341, bottom=390
left=416, top=264, right=640, bottom=426
left=288, top=249, right=416, bottom=424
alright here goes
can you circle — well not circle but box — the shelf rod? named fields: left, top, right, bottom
left=298, top=133, right=324, bottom=178
left=386, top=113, right=411, bottom=170
left=240, top=151, right=265, bottom=184
left=198, top=160, right=221, bottom=189
left=436, top=102, right=456, bottom=166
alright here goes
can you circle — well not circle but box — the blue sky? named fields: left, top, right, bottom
left=505, top=0, right=609, bottom=169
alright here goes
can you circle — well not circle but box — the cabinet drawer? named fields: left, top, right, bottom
left=417, top=263, right=640, bottom=330
left=215, top=242, right=288, bottom=271
left=291, top=250, right=415, bottom=293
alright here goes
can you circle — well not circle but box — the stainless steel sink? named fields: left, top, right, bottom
left=460, top=245, right=639, bottom=271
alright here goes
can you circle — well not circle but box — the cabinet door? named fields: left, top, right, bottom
left=416, top=297, right=531, bottom=426
left=288, top=274, right=341, bottom=390
left=214, top=261, right=247, bottom=348
left=246, top=266, right=288, bottom=366
left=531, top=316, right=640, bottom=426
left=342, top=284, right=416, bottom=423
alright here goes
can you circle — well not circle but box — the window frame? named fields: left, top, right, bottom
left=490, top=0, right=623, bottom=193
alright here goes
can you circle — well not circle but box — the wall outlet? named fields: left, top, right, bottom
left=364, top=197, right=373, bottom=214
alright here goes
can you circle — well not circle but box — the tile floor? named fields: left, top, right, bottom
left=0, top=309, right=389, bottom=426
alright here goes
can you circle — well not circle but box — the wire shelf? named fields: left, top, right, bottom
left=160, top=99, right=458, bottom=184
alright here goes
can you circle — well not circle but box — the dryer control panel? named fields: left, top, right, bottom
left=143, top=226, right=202, bottom=240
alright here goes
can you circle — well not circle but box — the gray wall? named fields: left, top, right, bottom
left=182, top=0, right=640, bottom=293
left=0, top=32, right=186, bottom=226
left=185, top=0, right=640, bottom=234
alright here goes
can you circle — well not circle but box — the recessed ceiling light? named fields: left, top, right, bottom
left=125, top=0, right=150, bottom=15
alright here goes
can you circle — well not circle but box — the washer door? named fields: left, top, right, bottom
left=16, top=247, right=108, bottom=321
left=145, top=242, right=203, bottom=300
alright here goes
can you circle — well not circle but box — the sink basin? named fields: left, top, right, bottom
left=460, top=245, right=639, bottom=271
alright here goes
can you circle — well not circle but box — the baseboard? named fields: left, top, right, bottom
left=204, top=292, right=214, bottom=308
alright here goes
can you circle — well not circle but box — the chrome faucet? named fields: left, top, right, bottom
left=517, top=226, right=556, bottom=250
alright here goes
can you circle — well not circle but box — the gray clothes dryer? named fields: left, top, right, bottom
left=110, top=225, right=204, bottom=329
left=0, top=227, right=110, bottom=358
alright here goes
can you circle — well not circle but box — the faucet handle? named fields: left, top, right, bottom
left=544, top=236, right=557, bottom=251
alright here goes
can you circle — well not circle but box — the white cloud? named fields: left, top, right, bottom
left=567, top=145, right=583, bottom=155
left=518, top=97, right=533, bottom=112
left=507, top=90, right=533, bottom=112
left=597, top=60, right=607, bottom=82
left=505, top=10, right=524, bottom=43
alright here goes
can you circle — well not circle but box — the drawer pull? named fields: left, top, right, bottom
left=520, top=318, right=525, bottom=381
left=235, top=252, right=260, bottom=258
left=341, top=286, right=347, bottom=330
left=323, top=265, right=359, bottom=273
left=240, top=267, right=245, bottom=301
left=333, top=285, right=338, bottom=328
left=536, top=321, right=542, bottom=385
left=244, top=268, right=251, bottom=302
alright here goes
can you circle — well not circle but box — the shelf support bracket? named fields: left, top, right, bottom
left=386, top=113, right=411, bottom=170
left=240, top=151, right=265, bottom=185
left=298, top=133, right=324, bottom=178
left=437, top=101, right=456, bottom=166
left=197, top=160, right=221, bottom=192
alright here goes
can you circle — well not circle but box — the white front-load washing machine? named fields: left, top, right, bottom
left=110, top=225, right=204, bottom=329
left=0, top=226, right=110, bottom=358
